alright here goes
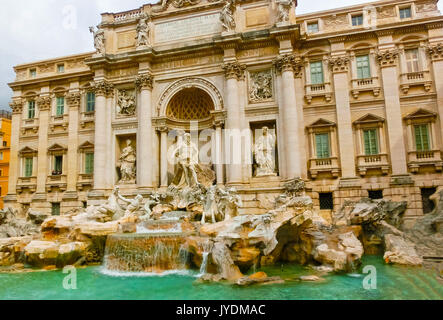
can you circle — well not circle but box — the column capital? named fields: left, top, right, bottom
left=9, top=99, right=24, bottom=114
left=66, top=92, right=81, bottom=108
left=376, top=49, right=399, bottom=67
left=90, top=80, right=114, bottom=97
left=427, top=43, right=443, bottom=61
left=222, top=61, right=246, bottom=80
left=135, top=73, right=154, bottom=91
left=327, top=55, right=350, bottom=73
left=36, top=96, right=52, bottom=111
left=273, top=54, right=303, bottom=76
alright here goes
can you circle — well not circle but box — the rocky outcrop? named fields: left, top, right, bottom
left=0, top=236, right=33, bottom=266
left=384, top=234, right=423, bottom=266
left=24, top=240, right=87, bottom=268
left=406, top=189, right=443, bottom=258
left=0, top=208, right=41, bottom=238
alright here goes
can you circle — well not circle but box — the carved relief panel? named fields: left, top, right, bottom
left=248, top=69, right=274, bottom=104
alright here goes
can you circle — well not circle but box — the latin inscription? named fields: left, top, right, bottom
left=155, top=13, right=222, bottom=43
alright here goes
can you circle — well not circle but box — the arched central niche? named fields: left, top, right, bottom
left=166, top=87, right=215, bottom=121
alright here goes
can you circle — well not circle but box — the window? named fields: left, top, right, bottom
left=310, top=61, right=324, bottom=85
left=51, top=203, right=61, bottom=216
left=399, top=7, right=412, bottom=19
left=414, top=124, right=430, bottom=151
left=315, top=133, right=330, bottom=159
left=24, top=158, right=33, bottom=177
left=28, top=100, right=36, bottom=119
left=57, top=64, right=65, bottom=73
left=421, top=187, right=436, bottom=214
left=85, top=152, right=94, bottom=174
left=352, top=14, right=363, bottom=26
left=2, top=141, right=6, bottom=147
left=356, top=55, right=371, bottom=79
left=0, top=170, right=2, bottom=176
left=29, top=69, right=36, bottom=78
left=319, top=193, right=334, bottom=210
left=307, top=22, right=319, bottom=33
left=56, top=97, right=64, bottom=116
left=363, top=129, right=379, bottom=155
left=86, top=92, right=95, bottom=112
left=405, top=49, right=420, bottom=73
left=368, top=190, right=384, bottom=200
left=0, top=152, right=3, bottom=160
left=53, top=155, right=63, bottom=175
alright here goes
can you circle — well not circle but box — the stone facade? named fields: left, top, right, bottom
left=6, top=0, right=443, bottom=228
left=0, top=111, right=11, bottom=209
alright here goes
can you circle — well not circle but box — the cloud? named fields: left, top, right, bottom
left=0, top=0, right=441, bottom=109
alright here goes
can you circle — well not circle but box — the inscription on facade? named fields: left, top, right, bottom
left=245, top=7, right=269, bottom=27
left=155, top=13, right=222, bottom=43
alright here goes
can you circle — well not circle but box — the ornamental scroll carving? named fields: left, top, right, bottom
left=36, top=96, right=52, bottom=111
left=427, top=43, right=443, bottom=60
left=66, top=92, right=81, bottom=108
left=376, top=50, right=399, bottom=66
left=135, top=73, right=154, bottom=90
left=273, top=54, right=303, bottom=76
left=222, top=61, right=246, bottom=80
left=249, top=70, right=273, bottom=103
left=91, top=81, right=114, bottom=97
left=9, top=100, right=24, bottom=114
left=328, top=56, right=350, bottom=73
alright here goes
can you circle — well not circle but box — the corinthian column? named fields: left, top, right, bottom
left=377, top=50, right=408, bottom=176
left=222, top=61, right=246, bottom=185
left=329, top=55, right=357, bottom=179
left=428, top=43, right=443, bottom=152
left=65, top=92, right=81, bottom=194
left=35, top=95, right=51, bottom=195
left=135, top=73, right=154, bottom=190
left=273, top=54, right=302, bottom=180
left=91, top=80, right=113, bottom=194
left=5, top=100, right=23, bottom=205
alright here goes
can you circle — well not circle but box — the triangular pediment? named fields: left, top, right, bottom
left=19, top=146, right=37, bottom=155
left=354, top=113, right=385, bottom=124
left=48, top=143, right=67, bottom=152
left=404, top=108, right=437, bottom=120
left=79, top=141, right=94, bottom=150
left=308, top=118, right=336, bottom=128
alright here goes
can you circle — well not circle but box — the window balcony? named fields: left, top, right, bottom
left=17, top=176, right=37, bottom=193
left=77, top=173, right=93, bottom=191
left=80, top=111, right=95, bottom=129
left=351, top=76, right=381, bottom=99
left=408, top=150, right=443, bottom=173
left=46, top=174, right=67, bottom=192
left=357, top=154, right=390, bottom=176
left=309, top=157, right=340, bottom=179
left=305, top=82, right=333, bottom=104
left=49, top=115, right=69, bottom=133
left=400, top=70, right=433, bottom=94
left=20, top=118, right=39, bottom=136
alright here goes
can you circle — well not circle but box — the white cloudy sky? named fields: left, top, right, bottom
left=0, top=0, right=442, bottom=110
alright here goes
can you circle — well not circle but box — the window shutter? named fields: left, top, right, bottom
left=316, top=133, right=330, bottom=159
left=85, top=153, right=94, bottom=174
left=415, top=125, right=430, bottom=151
left=356, top=55, right=371, bottom=79
left=310, top=62, right=324, bottom=85
left=25, top=158, right=33, bottom=177
left=364, top=129, right=378, bottom=155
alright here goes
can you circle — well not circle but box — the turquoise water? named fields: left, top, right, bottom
left=0, top=256, right=441, bottom=300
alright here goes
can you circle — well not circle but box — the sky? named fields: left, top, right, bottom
left=1, top=0, right=442, bottom=110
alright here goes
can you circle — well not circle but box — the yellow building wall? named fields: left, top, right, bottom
left=0, top=118, right=11, bottom=209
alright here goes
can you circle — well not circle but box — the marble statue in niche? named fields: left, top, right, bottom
left=136, top=14, right=151, bottom=48
left=117, top=90, right=136, bottom=116
left=249, top=70, right=273, bottom=102
left=172, top=133, right=200, bottom=188
left=89, top=25, right=105, bottom=55
left=220, top=0, right=236, bottom=32
left=117, top=139, right=136, bottom=184
left=254, top=126, right=276, bottom=177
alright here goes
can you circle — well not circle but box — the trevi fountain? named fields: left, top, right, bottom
left=0, top=130, right=442, bottom=300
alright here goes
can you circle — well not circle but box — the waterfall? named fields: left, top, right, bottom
left=198, top=240, right=213, bottom=276
left=199, top=252, right=209, bottom=275
left=104, top=233, right=189, bottom=273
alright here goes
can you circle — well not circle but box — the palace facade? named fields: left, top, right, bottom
left=6, top=0, right=443, bottom=227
